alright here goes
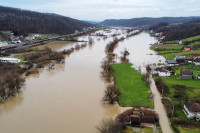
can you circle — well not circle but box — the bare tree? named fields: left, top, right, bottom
left=96, top=119, right=122, bottom=133
left=103, top=84, right=120, bottom=104
left=120, top=48, right=130, bottom=63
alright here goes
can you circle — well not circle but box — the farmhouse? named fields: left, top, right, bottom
left=192, top=54, right=200, bottom=60
left=166, top=59, right=178, bottom=66
left=180, top=69, right=193, bottom=79
left=183, top=103, right=200, bottom=121
left=174, top=56, right=185, bottom=63
left=123, top=110, right=159, bottom=128
left=193, top=58, right=200, bottom=66
left=158, top=68, right=171, bottom=77
left=0, top=58, right=20, bottom=63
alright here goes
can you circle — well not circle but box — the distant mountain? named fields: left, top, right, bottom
left=84, top=21, right=100, bottom=24
left=99, top=17, right=200, bottom=27
left=0, top=6, right=93, bottom=36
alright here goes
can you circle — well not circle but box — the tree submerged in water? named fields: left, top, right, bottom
left=103, top=84, right=120, bottom=104
left=120, top=48, right=130, bottom=63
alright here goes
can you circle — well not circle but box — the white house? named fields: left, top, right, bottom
left=183, top=103, right=200, bottom=121
left=158, top=68, right=171, bottom=77
left=0, top=41, right=8, bottom=47
left=0, top=58, right=20, bottom=63
left=179, top=40, right=183, bottom=44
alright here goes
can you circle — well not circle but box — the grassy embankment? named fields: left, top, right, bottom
left=150, top=35, right=200, bottom=132
left=111, top=63, right=153, bottom=108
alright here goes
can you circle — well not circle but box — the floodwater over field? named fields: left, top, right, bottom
left=0, top=29, right=171, bottom=133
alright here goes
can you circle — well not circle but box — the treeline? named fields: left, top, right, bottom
left=99, top=17, right=200, bottom=27
left=0, top=6, right=93, bottom=36
left=151, top=20, right=200, bottom=41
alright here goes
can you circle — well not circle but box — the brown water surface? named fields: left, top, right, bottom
left=0, top=30, right=171, bottom=133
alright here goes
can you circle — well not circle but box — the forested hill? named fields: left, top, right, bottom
left=151, top=20, right=200, bottom=41
left=0, top=6, right=93, bottom=35
left=99, top=17, right=200, bottom=27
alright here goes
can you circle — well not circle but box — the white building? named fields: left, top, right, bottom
left=0, top=58, right=20, bottom=63
left=183, top=103, right=200, bottom=121
left=0, top=41, right=8, bottom=47
left=179, top=40, right=183, bottom=44
left=158, top=68, right=171, bottom=77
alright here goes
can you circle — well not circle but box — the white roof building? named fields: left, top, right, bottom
left=0, top=58, right=20, bottom=63
left=0, top=41, right=8, bottom=48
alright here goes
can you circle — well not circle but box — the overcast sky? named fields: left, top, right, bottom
left=0, top=0, right=200, bottom=21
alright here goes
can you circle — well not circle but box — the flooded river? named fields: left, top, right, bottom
left=0, top=29, right=171, bottom=133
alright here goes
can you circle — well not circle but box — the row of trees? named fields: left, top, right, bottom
left=0, top=63, right=25, bottom=103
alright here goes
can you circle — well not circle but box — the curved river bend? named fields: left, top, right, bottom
left=0, top=30, right=171, bottom=133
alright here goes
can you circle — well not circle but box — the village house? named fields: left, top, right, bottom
left=158, top=68, right=171, bottom=77
left=0, top=41, right=8, bottom=47
left=183, top=103, right=200, bottom=121
left=192, top=54, right=200, bottom=60
left=0, top=58, right=20, bottom=63
left=193, top=58, right=200, bottom=66
left=174, top=56, right=185, bottom=63
left=180, top=68, right=193, bottom=79
left=123, top=110, right=159, bottom=128
left=184, top=46, right=191, bottom=51
left=166, top=59, right=179, bottom=66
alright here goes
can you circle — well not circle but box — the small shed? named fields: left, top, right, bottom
left=180, top=69, right=193, bottom=79
left=184, top=46, right=191, bottom=51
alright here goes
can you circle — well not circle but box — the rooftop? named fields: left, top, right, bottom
left=185, top=103, right=200, bottom=112
left=166, top=60, right=178, bottom=64
left=180, top=68, right=193, bottom=75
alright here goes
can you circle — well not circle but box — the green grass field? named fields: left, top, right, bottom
left=111, top=63, right=153, bottom=108
left=183, top=35, right=200, bottom=42
left=178, top=127, right=200, bottom=133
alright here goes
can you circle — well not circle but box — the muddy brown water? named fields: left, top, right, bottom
left=0, top=30, right=171, bottom=133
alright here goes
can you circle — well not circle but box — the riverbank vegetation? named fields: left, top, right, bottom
left=0, top=40, right=90, bottom=103
left=112, top=63, right=153, bottom=107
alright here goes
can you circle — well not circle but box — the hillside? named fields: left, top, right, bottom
left=0, top=6, right=93, bottom=36
left=151, top=20, right=200, bottom=41
left=99, top=17, right=200, bottom=27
